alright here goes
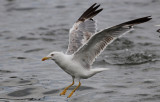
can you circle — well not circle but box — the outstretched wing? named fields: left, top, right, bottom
left=66, top=3, right=103, bottom=55
left=73, top=16, right=152, bottom=69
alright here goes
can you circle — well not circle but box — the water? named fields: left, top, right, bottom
left=0, top=0, right=160, bottom=102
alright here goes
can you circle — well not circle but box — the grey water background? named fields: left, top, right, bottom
left=0, top=0, right=160, bottom=102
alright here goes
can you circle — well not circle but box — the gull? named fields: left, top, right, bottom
left=42, top=3, right=152, bottom=98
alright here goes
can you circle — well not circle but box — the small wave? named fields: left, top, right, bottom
left=17, top=36, right=39, bottom=40
left=24, top=48, right=44, bottom=53
left=39, top=29, right=68, bottom=36
left=104, top=50, right=156, bottom=65
left=55, top=5, right=66, bottom=9
left=106, top=38, right=134, bottom=50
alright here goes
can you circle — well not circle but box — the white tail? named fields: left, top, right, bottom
left=91, top=68, right=109, bottom=73
left=87, top=68, right=109, bottom=78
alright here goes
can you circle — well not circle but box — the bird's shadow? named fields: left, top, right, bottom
left=0, top=84, right=96, bottom=102
left=1, top=85, right=94, bottom=97
left=43, top=86, right=95, bottom=95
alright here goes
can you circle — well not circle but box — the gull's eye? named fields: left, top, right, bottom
left=51, top=54, right=54, bottom=56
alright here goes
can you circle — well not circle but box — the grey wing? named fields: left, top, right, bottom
left=73, top=16, right=152, bottom=69
left=66, top=3, right=103, bottom=55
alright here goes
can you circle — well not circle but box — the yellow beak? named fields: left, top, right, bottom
left=42, top=57, right=50, bottom=61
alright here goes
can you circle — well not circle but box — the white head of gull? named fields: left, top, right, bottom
left=42, top=3, right=152, bottom=98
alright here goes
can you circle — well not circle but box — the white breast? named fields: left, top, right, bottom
left=54, top=54, right=87, bottom=78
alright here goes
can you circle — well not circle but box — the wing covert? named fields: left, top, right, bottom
left=73, top=16, right=152, bottom=69
left=66, top=3, right=103, bottom=55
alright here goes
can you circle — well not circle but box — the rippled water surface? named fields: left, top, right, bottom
left=0, top=0, right=160, bottom=102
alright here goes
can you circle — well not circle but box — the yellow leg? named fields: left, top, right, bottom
left=68, top=81, right=81, bottom=98
left=60, top=80, right=74, bottom=96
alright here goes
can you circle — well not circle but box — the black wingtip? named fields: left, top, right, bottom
left=77, top=3, right=103, bottom=22
left=137, top=16, right=152, bottom=23
left=92, top=3, right=97, bottom=6
left=122, top=16, right=152, bottom=26
left=157, top=29, right=160, bottom=33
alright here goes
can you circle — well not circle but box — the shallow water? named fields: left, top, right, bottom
left=0, top=0, right=160, bottom=102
